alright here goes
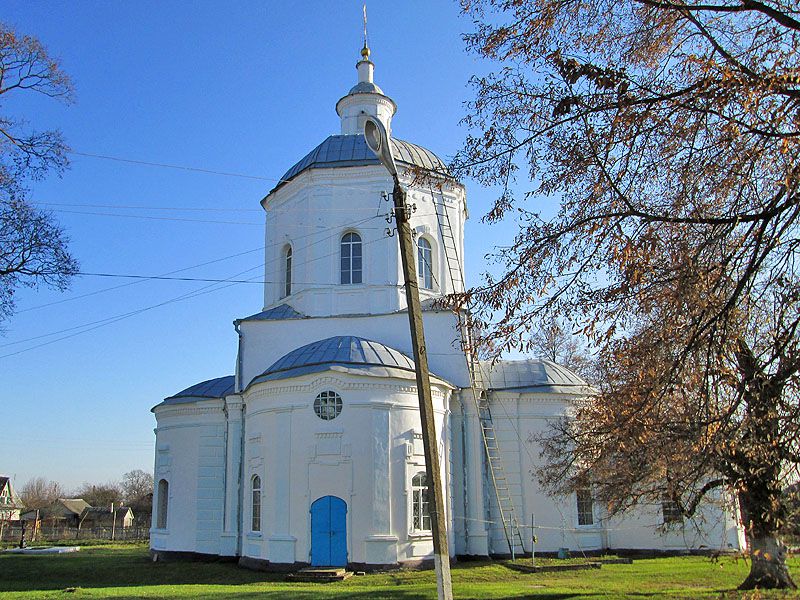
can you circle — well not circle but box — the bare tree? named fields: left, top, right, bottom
left=121, top=469, right=153, bottom=524
left=456, top=0, right=800, bottom=589
left=530, top=317, right=594, bottom=380
left=19, top=477, right=63, bottom=511
left=75, top=482, right=123, bottom=508
left=0, top=23, right=78, bottom=324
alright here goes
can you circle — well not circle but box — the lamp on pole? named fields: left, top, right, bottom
left=364, top=116, right=453, bottom=600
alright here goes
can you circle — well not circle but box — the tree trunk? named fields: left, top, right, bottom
left=739, top=532, right=796, bottom=590
left=739, top=486, right=796, bottom=590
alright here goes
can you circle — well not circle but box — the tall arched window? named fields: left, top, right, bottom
left=283, top=245, right=292, bottom=297
left=156, top=479, right=169, bottom=529
left=417, top=237, right=433, bottom=290
left=251, top=475, right=261, bottom=532
left=576, top=488, right=594, bottom=525
left=411, top=472, right=431, bottom=531
left=340, top=232, right=362, bottom=284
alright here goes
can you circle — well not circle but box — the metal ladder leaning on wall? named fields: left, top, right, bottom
left=431, top=190, right=526, bottom=559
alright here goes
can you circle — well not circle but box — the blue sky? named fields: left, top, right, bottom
left=1, top=1, right=521, bottom=491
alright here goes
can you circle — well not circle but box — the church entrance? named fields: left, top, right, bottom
left=310, top=495, right=347, bottom=566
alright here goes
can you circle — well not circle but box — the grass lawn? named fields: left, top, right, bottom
left=0, top=543, right=798, bottom=599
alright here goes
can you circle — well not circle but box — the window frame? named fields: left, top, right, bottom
left=411, top=471, right=431, bottom=533
left=313, top=390, right=343, bottom=421
left=661, top=496, right=683, bottom=524
left=417, top=236, right=434, bottom=291
left=576, top=487, right=594, bottom=526
left=283, top=245, right=292, bottom=298
left=340, top=232, right=363, bottom=285
left=251, top=474, right=262, bottom=533
left=156, top=479, right=169, bottom=530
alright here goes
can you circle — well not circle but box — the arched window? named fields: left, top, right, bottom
left=411, top=472, right=431, bottom=531
left=417, top=237, right=433, bottom=290
left=283, top=245, right=292, bottom=297
left=576, top=488, right=594, bottom=525
left=314, top=390, right=343, bottom=421
left=156, top=479, right=169, bottom=529
left=340, top=232, right=362, bottom=284
left=251, top=475, right=261, bottom=532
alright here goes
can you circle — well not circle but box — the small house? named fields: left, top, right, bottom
left=79, top=506, right=134, bottom=529
left=0, top=476, right=22, bottom=522
left=21, top=498, right=90, bottom=527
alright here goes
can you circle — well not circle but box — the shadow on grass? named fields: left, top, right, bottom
left=0, top=547, right=590, bottom=599
left=90, top=593, right=579, bottom=600
left=0, top=547, right=279, bottom=592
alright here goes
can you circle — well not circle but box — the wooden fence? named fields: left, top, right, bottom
left=0, top=524, right=149, bottom=543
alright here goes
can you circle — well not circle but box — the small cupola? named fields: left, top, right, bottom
left=336, top=43, right=397, bottom=136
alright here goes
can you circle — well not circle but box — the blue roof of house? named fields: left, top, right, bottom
left=248, top=335, right=449, bottom=387
left=271, top=134, right=450, bottom=193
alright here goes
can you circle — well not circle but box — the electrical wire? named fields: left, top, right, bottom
left=0, top=264, right=264, bottom=355
left=17, top=247, right=266, bottom=313
left=69, top=151, right=277, bottom=182
left=47, top=208, right=263, bottom=226
left=68, top=149, right=398, bottom=196
left=34, top=200, right=389, bottom=214
left=3, top=219, right=394, bottom=354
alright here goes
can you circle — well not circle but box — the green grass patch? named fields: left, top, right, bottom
left=0, top=543, right=797, bottom=599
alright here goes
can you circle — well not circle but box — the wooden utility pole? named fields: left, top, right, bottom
left=392, top=178, right=453, bottom=600
left=364, top=115, right=452, bottom=599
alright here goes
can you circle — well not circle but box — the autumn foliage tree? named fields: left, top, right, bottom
left=0, top=23, right=77, bottom=325
left=456, top=0, right=800, bottom=589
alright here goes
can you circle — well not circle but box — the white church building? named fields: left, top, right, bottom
left=149, top=44, right=743, bottom=569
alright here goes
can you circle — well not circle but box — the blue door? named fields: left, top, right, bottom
left=310, top=495, right=347, bottom=566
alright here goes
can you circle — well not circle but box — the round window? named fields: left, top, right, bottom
left=313, top=390, right=342, bottom=420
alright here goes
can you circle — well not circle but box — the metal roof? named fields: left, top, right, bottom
left=248, top=335, right=450, bottom=387
left=348, top=81, right=384, bottom=95
left=481, top=359, right=590, bottom=394
left=58, top=499, right=91, bottom=516
left=271, top=134, right=450, bottom=193
left=237, top=303, right=307, bottom=323
left=162, top=376, right=235, bottom=403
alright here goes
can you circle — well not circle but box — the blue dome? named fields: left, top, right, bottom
left=482, top=359, right=590, bottom=394
left=155, top=375, right=235, bottom=410
left=271, top=134, right=450, bottom=193
left=248, top=335, right=449, bottom=387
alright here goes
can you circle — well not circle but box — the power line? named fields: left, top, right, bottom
left=0, top=265, right=264, bottom=357
left=17, top=213, right=387, bottom=316
left=38, top=201, right=262, bottom=212
left=48, top=208, right=263, bottom=226
left=2, top=227, right=391, bottom=352
left=17, top=246, right=265, bottom=313
left=34, top=200, right=386, bottom=214
left=2, top=231, right=400, bottom=355
left=68, top=150, right=396, bottom=195
left=70, top=151, right=277, bottom=182
left=3, top=212, right=417, bottom=356
left=76, top=272, right=326, bottom=284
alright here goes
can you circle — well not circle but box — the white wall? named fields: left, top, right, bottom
left=456, top=390, right=744, bottom=555
left=261, top=165, right=466, bottom=317
left=150, top=398, right=227, bottom=555
left=240, top=369, right=453, bottom=565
